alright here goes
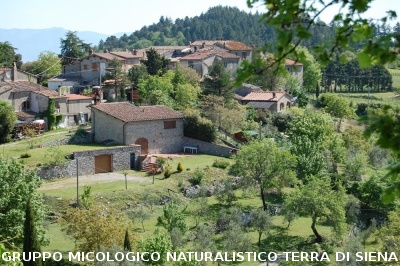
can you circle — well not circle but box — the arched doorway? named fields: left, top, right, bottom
left=280, top=102, right=285, bottom=111
left=135, top=138, right=149, bottom=154
left=287, top=102, right=291, bottom=108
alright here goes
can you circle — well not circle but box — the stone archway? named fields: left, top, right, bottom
left=135, top=138, right=149, bottom=154
left=287, top=101, right=291, bottom=108
left=280, top=102, right=285, bottom=111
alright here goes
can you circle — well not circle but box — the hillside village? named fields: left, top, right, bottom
left=1, top=3, right=400, bottom=266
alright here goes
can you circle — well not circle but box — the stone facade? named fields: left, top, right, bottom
left=91, top=108, right=125, bottom=144
left=183, top=137, right=236, bottom=158
left=125, top=119, right=184, bottom=154
left=38, top=146, right=141, bottom=179
left=91, top=104, right=184, bottom=154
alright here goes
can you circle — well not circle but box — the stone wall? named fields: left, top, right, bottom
left=182, top=137, right=237, bottom=158
left=38, top=145, right=141, bottom=179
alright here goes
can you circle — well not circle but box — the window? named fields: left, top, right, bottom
left=83, top=64, right=88, bottom=70
left=92, top=63, right=97, bottom=71
left=164, top=120, right=176, bottom=129
left=21, top=100, right=30, bottom=111
left=242, top=52, right=247, bottom=59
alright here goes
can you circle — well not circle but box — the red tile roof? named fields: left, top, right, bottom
left=89, top=53, right=124, bottom=61
left=109, top=51, right=145, bottom=59
left=67, top=94, right=93, bottom=101
left=0, top=81, right=61, bottom=98
left=216, top=41, right=253, bottom=51
left=242, top=91, right=290, bottom=102
left=285, top=58, right=303, bottom=66
left=180, top=51, right=215, bottom=61
left=91, top=102, right=184, bottom=122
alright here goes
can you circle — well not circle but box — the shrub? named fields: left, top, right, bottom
left=164, top=166, right=172, bottom=179
left=183, top=114, right=216, bottom=142
left=20, top=153, right=31, bottom=159
left=177, top=162, right=184, bottom=172
left=191, top=168, right=204, bottom=185
left=212, top=159, right=230, bottom=169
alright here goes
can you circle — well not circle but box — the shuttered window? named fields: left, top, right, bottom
left=164, top=120, right=176, bottom=129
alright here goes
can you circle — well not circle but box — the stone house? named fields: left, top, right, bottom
left=241, top=91, right=293, bottom=112
left=89, top=102, right=184, bottom=154
left=285, top=58, right=304, bottom=81
left=0, top=65, right=92, bottom=128
left=179, top=50, right=216, bottom=77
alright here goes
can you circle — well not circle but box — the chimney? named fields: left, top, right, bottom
left=89, top=48, right=93, bottom=56
left=202, top=42, right=205, bottom=49
left=223, top=41, right=226, bottom=47
left=11, top=62, right=17, bottom=81
left=104, top=49, right=109, bottom=53
left=272, top=92, right=276, bottom=98
left=132, top=49, right=138, bottom=55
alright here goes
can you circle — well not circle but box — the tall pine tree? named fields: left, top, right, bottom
left=23, top=198, right=42, bottom=266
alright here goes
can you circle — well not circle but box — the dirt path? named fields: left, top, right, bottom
left=38, top=172, right=149, bottom=190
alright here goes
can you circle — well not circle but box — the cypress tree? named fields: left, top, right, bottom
left=123, top=228, right=132, bottom=251
left=23, top=198, right=42, bottom=266
left=316, top=83, right=320, bottom=99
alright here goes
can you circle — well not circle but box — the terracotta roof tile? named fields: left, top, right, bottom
left=67, top=94, right=93, bottom=101
left=242, top=91, right=290, bottom=102
left=216, top=41, right=253, bottom=51
left=109, top=51, right=145, bottom=59
left=0, top=81, right=60, bottom=98
left=89, top=53, right=124, bottom=61
left=180, top=51, right=215, bottom=61
left=91, top=102, right=184, bottom=122
left=285, top=58, right=303, bottom=66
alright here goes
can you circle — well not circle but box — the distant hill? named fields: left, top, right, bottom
left=0, top=27, right=128, bottom=62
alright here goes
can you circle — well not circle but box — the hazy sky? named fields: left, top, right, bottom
left=2, top=0, right=399, bottom=35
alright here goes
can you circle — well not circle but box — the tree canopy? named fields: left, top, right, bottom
left=0, top=101, right=17, bottom=144
left=232, top=139, right=296, bottom=210
left=0, top=158, right=46, bottom=246
left=0, top=42, right=22, bottom=68
left=60, top=31, right=90, bottom=65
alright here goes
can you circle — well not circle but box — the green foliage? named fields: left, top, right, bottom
left=164, top=166, right=172, bottom=179
left=128, top=206, right=150, bottom=232
left=355, top=172, right=396, bottom=213
left=250, top=209, right=271, bottom=248
left=142, top=48, right=169, bottom=76
left=138, top=230, right=172, bottom=265
left=288, top=109, right=334, bottom=179
left=157, top=201, right=187, bottom=233
left=23, top=198, right=42, bottom=266
left=0, top=101, right=17, bottom=144
left=344, top=148, right=368, bottom=181
left=21, top=52, right=61, bottom=84
left=62, top=204, right=130, bottom=252
left=190, top=168, right=204, bottom=185
left=271, top=111, right=293, bottom=132
left=43, top=146, right=67, bottom=168
left=80, top=186, right=93, bottom=209
left=0, top=157, right=46, bottom=246
left=0, top=41, right=22, bottom=68
left=177, top=162, right=184, bottom=172
left=293, top=46, right=322, bottom=92
left=247, top=0, right=398, bottom=68
left=212, top=159, right=230, bottom=169
left=45, top=98, right=57, bottom=130
left=183, top=111, right=216, bottom=142
left=20, top=153, right=31, bottom=159
left=215, top=179, right=237, bottom=206
left=128, top=64, right=148, bottom=85
left=284, top=176, right=347, bottom=242
left=232, top=139, right=296, bottom=210
left=123, top=229, right=132, bottom=251
left=202, top=61, right=233, bottom=97
left=60, top=31, right=89, bottom=65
